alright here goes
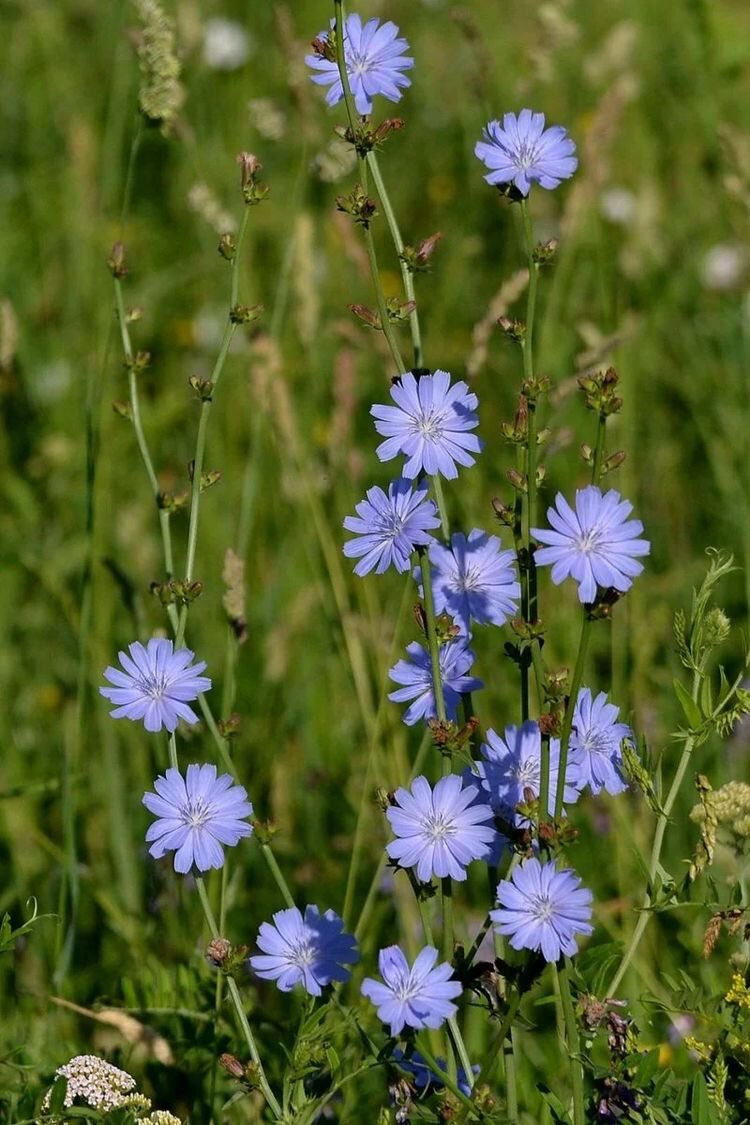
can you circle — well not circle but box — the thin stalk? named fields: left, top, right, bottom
left=167, top=732, right=178, bottom=770
left=114, top=277, right=177, bottom=595
left=556, top=961, right=585, bottom=1125
left=419, top=548, right=447, bottom=725
left=366, top=150, right=422, bottom=366
left=332, top=1, right=405, bottom=372
left=607, top=673, right=701, bottom=994
left=176, top=206, right=252, bottom=646
left=554, top=614, right=592, bottom=819
left=195, top=878, right=282, bottom=1119
left=260, top=842, right=296, bottom=909
left=432, top=474, right=450, bottom=541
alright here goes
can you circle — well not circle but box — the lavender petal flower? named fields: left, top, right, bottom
left=343, top=477, right=440, bottom=577
left=491, top=857, right=593, bottom=962
left=532, top=486, right=650, bottom=604
left=475, top=109, right=577, bottom=196
left=361, top=945, right=462, bottom=1035
left=305, top=14, right=414, bottom=116
left=388, top=637, right=483, bottom=726
left=249, top=905, right=358, bottom=996
left=100, top=638, right=211, bottom=733
left=142, top=763, right=253, bottom=874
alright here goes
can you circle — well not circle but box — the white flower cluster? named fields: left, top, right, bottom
left=42, top=1054, right=181, bottom=1121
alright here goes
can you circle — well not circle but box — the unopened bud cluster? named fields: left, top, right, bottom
left=578, top=366, right=623, bottom=416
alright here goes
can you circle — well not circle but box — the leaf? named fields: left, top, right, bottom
left=691, top=1072, right=723, bottom=1125
left=674, top=679, right=702, bottom=729
left=47, top=1076, right=69, bottom=1114
left=537, top=1084, right=572, bottom=1123
left=633, top=1047, right=660, bottom=1086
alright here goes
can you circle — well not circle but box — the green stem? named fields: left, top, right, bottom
left=556, top=960, right=585, bottom=1125
left=554, top=613, right=592, bottom=819
left=332, top=1, right=405, bottom=372
left=366, top=150, right=422, bottom=367
left=419, top=547, right=447, bottom=725
left=260, top=842, right=296, bottom=909
left=432, top=474, right=450, bottom=541
left=167, top=732, right=178, bottom=770
left=195, top=878, right=282, bottom=1119
left=607, top=672, right=701, bottom=994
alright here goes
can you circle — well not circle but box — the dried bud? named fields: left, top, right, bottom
left=108, top=241, right=128, bottom=278
left=206, top=937, right=232, bottom=968
left=200, top=469, right=222, bottom=492
left=337, top=116, right=404, bottom=156
left=385, top=296, right=417, bottom=323
left=217, top=712, right=241, bottom=737
left=252, top=818, right=278, bottom=845
left=189, top=375, right=214, bottom=401
left=375, top=787, right=392, bottom=812
left=506, top=468, right=527, bottom=493
left=112, top=400, right=132, bottom=419
left=400, top=231, right=443, bottom=273
left=157, top=490, right=189, bottom=513
left=218, top=233, right=236, bottom=261
left=126, top=306, right=143, bottom=323
left=538, top=711, right=561, bottom=737
left=336, top=184, right=378, bottom=227
left=497, top=316, right=526, bottom=343
left=219, top=1053, right=246, bottom=1081
left=603, top=450, right=626, bottom=475
left=230, top=303, right=264, bottom=325
left=578, top=366, right=623, bottom=416
left=236, top=152, right=269, bottom=204
left=532, top=238, right=558, bottom=265
left=309, top=33, right=337, bottom=62
left=348, top=303, right=380, bottom=329
left=413, top=602, right=428, bottom=635
left=491, top=497, right=515, bottom=527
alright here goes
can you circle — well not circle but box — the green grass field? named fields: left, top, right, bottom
left=2, top=0, right=750, bottom=1121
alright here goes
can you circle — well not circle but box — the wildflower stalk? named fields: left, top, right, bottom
left=607, top=672, right=701, bottom=994
left=332, top=0, right=405, bottom=372
left=113, top=276, right=177, bottom=622
left=167, top=732, right=178, bottom=770
left=176, top=204, right=252, bottom=648
left=415, top=1040, right=483, bottom=1120
left=365, top=151, right=422, bottom=366
left=556, top=960, right=585, bottom=1125
left=195, top=877, right=282, bottom=1119
left=260, top=842, right=296, bottom=909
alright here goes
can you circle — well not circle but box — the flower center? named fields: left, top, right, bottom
left=514, top=140, right=540, bottom=170
left=137, top=673, right=170, bottom=700
left=288, top=934, right=316, bottom=968
left=421, top=812, right=456, bottom=842
left=455, top=565, right=482, bottom=592
left=381, top=512, right=406, bottom=540
left=575, top=528, right=604, bottom=554
left=414, top=408, right=445, bottom=442
left=391, top=970, right=421, bottom=1002
left=349, top=51, right=372, bottom=77
left=514, top=758, right=539, bottom=787
left=183, top=798, right=211, bottom=827
left=529, top=892, right=554, bottom=922
left=580, top=726, right=610, bottom=756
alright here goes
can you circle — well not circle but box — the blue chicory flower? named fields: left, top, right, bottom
left=426, top=529, right=520, bottom=633
left=474, top=721, right=581, bottom=824
left=391, top=1048, right=478, bottom=1097
left=361, top=945, right=462, bottom=1035
left=388, top=637, right=483, bottom=726
left=100, top=638, right=211, bottom=733
left=343, top=477, right=440, bottom=577
left=142, top=764, right=253, bottom=873
left=305, top=14, right=414, bottom=116
left=475, top=109, right=577, bottom=196
left=532, top=485, right=651, bottom=605
left=248, top=905, right=359, bottom=996
left=569, top=687, right=633, bottom=796
left=371, top=370, right=482, bottom=481
left=386, top=774, right=497, bottom=882
left=491, top=857, right=593, bottom=962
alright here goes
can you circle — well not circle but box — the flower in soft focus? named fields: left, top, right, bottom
left=249, top=905, right=359, bottom=996
left=386, top=774, right=497, bottom=882
left=305, top=14, right=414, bottom=116
left=475, top=721, right=581, bottom=823
left=100, top=638, right=211, bottom=733
left=426, top=529, right=520, bottom=633
left=532, top=486, right=650, bottom=605
left=142, top=764, right=253, bottom=873
left=569, top=687, right=633, bottom=796
left=491, top=857, right=593, bottom=962
left=475, top=110, right=577, bottom=196
left=391, top=1049, right=477, bottom=1096
left=203, top=17, right=252, bottom=70
left=343, top=477, right=440, bottom=577
left=372, top=370, right=482, bottom=481
left=701, top=243, right=745, bottom=291
left=361, top=945, right=462, bottom=1035
left=599, top=187, right=636, bottom=225
left=42, top=1055, right=139, bottom=1112
left=388, top=637, right=483, bottom=726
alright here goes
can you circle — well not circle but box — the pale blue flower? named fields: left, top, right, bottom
left=491, top=857, right=593, bottom=962
left=249, top=905, right=358, bottom=996
left=474, top=721, right=581, bottom=824
left=386, top=774, right=497, bottom=882
left=361, top=945, right=462, bottom=1035
left=570, top=687, right=633, bottom=796
left=426, top=529, right=520, bottom=633
left=532, top=486, right=650, bottom=604
left=372, top=370, right=482, bottom=481
left=475, top=109, right=577, bottom=196
left=100, top=638, right=211, bottom=733
left=142, top=764, right=252, bottom=873
left=305, top=14, right=414, bottom=116
left=343, top=477, right=440, bottom=577
left=388, top=637, right=483, bottom=726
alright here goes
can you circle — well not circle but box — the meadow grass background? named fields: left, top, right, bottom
left=1, top=0, right=750, bottom=1119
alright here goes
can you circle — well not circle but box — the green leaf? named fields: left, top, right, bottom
left=691, top=1072, right=723, bottom=1125
left=674, top=678, right=702, bottom=729
left=633, top=1047, right=660, bottom=1086
left=46, top=1076, right=69, bottom=1114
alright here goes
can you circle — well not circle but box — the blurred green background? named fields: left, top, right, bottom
left=1, top=0, right=749, bottom=1119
